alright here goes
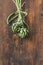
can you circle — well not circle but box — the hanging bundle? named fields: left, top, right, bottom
left=7, top=0, right=31, bottom=38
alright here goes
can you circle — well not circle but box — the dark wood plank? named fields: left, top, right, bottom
left=0, top=0, right=43, bottom=65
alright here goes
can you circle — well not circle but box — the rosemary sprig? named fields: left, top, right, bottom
left=7, top=0, right=30, bottom=38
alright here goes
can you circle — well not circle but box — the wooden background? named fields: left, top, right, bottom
left=0, top=0, right=43, bottom=65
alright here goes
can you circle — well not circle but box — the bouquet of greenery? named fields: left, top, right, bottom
left=7, top=0, right=30, bottom=38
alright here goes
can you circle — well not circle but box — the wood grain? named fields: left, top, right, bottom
left=0, top=0, right=43, bottom=65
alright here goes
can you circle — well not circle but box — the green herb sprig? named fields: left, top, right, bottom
left=7, top=0, right=30, bottom=38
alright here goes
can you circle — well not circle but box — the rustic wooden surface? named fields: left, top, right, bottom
left=0, top=0, right=43, bottom=65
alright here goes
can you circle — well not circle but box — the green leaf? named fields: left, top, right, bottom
left=7, top=12, right=18, bottom=25
left=18, top=27, right=28, bottom=38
